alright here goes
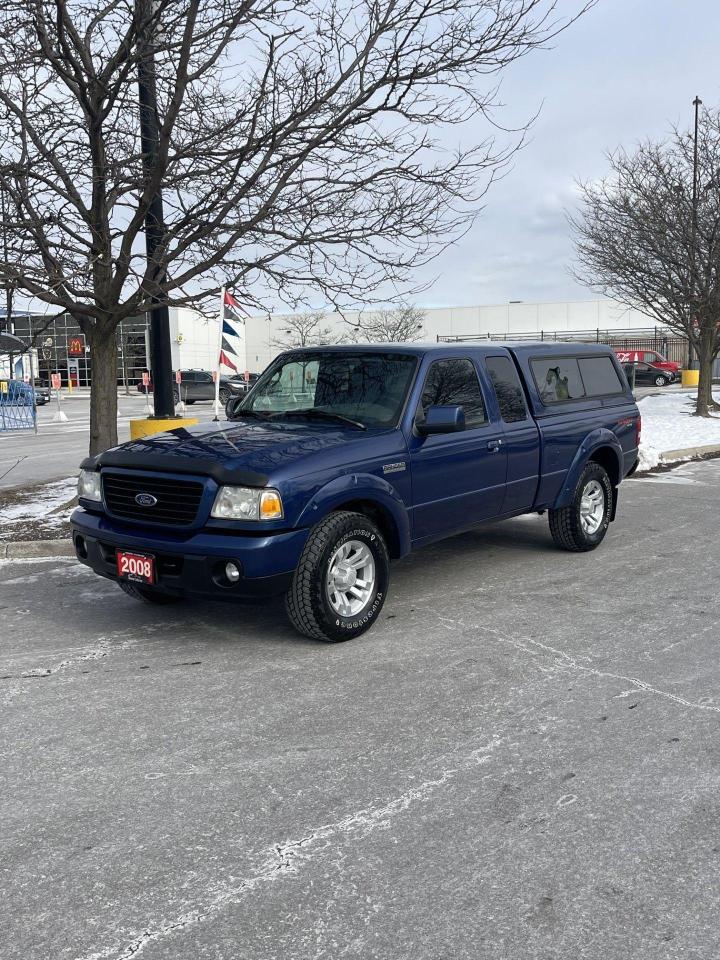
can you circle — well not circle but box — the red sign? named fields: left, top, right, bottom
left=142, top=371, right=150, bottom=387
left=212, top=370, right=218, bottom=383
left=615, top=351, right=642, bottom=364
left=175, top=370, right=182, bottom=384
left=117, top=551, right=155, bottom=585
left=244, top=369, right=250, bottom=383
left=51, top=373, right=61, bottom=390
left=68, top=334, right=86, bottom=357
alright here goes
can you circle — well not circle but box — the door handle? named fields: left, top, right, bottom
left=487, top=439, right=503, bottom=452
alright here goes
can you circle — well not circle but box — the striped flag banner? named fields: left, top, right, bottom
left=214, top=287, right=247, bottom=418
left=219, top=350, right=238, bottom=373
left=223, top=290, right=247, bottom=324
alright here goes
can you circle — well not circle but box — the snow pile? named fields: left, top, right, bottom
left=0, top=476, right=77, bottom=537
left=637, top=391, right=720, bottom=471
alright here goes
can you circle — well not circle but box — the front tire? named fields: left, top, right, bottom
left=655, top=375, right=667, bottom=386
left=548, top=463, right=613, bottom=552
left=219, top=388, right=230, bottom=404
left=118, top=581, right=184, bottom=604
left=285, top=511, right=389, bottom=642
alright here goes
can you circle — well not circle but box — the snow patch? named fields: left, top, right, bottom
left=0, top=476, right=77, bottom=526
left=637, top=391, right=720, bottom=471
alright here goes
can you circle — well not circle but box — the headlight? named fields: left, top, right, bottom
left=78, top=469, right=102, bottom=502
left=211, top=486, right=283, bottom=521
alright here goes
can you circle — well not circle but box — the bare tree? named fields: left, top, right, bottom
left=0, top=0, right=590, bottom=453
left=353, top=303, right=425, bottom=342
left=272, top=311, right=343, bottom=351
left=571, top=106, right=720, bottom=417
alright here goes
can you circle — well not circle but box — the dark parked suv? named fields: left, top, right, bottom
left=173, top=370, right=244, bottom=405
left=74, top=343, right=640, bottom=643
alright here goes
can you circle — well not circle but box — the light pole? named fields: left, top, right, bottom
left=0, top=183, right=14, bottom=372
left=136, top=0, right=175, bottom=419
left=689, top=95, right=702, bottom=370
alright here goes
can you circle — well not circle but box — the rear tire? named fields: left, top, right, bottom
left=548, top=463, right=613, bottom=552
left=118, top=581, right=184, bottom=604
left=285, top=511, right=389, bottom=642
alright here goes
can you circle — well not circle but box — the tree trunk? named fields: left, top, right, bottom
left=694, top=337, right=717, bottom=417
left=87, top=325, right=119, bottom=455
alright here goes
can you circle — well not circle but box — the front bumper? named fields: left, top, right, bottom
left=70, top=508, right=309, bottom=600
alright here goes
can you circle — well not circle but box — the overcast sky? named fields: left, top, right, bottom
left=414, top=0, right=720, bottom=309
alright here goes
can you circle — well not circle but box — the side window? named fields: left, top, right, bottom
left=531, top=358, right=585, bottom=404
left=485, top=356, right=528, bottom=423
left=417, top=359, right=487, bottom=428
left=577, top=357, right=624, bottom=396
left=196, top=372, right=213, bottom=383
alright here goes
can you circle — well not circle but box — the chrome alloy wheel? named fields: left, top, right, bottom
left=580, top=479, right=605, bottom=535
left=325, top=539, right=376, bottom=617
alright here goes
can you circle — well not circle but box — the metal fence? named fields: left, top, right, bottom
left=0, top=379, right=37, bottom=432
left=437, top=326, right=691, bottom=367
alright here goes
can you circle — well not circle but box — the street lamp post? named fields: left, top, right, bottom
left=689, top=95, right=702, bottom=370
left=136, top=0, right=175, bottom=419
left=0, top=184, right=14, bottom=372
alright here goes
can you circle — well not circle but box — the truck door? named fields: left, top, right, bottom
left=484, top=355, right=540, bottom=513
left=408, top=358, right=507, bottom=542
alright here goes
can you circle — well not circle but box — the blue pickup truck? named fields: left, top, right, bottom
left=72, top=343, right=640, bottom=642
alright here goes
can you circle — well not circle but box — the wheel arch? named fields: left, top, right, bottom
left=295, top=474, right=411, bottom=559
left=552, top=430, right=623, bottom=512
left=329, top=498, right=403, bottom=559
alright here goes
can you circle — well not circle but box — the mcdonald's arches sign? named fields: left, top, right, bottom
left=68, top=334, right=86, bottom=357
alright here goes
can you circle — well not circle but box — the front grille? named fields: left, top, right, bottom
left=102, top=472, right=204, bottom=526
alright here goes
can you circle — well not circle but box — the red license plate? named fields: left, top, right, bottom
left=117, top=551, right=155, bottom=585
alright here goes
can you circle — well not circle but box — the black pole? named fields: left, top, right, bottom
left=136, top=0, right=175, bottom=418
left=0, top=184, right=14, bottom=373
left=688, top=95, right=702, bottom=371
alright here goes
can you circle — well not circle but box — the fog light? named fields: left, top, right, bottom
left=225, top=561, right=241, bottom=583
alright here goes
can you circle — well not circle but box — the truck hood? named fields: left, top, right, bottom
left=91, top=419, right=391, bottom=485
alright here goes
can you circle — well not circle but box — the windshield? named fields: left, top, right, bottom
left=240, top=352, right=418, bottom=428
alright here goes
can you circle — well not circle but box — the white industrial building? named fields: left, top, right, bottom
left=197, top=298, right=674, bottom=376
left=3, top=298, right=686, bottom=386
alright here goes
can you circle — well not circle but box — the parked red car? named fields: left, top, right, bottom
left=613, top=349, right=681, bottom=378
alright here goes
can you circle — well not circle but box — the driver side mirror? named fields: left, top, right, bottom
left=416, top=404, right=465, bottom=436
left=225, top=395, right=244, bottom=419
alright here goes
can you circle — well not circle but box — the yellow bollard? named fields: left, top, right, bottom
left=681, top=369, right=700, bottom=387
left=129, top=417, right=199, bottom=440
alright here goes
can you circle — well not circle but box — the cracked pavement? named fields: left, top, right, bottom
left=2, top=459, right=720, bottom=960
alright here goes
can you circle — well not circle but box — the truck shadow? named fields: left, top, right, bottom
left=155, top=516, right=556, bottom=644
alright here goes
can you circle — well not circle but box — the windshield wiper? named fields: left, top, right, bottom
left=272, top=408, right=367, bottom=430
left=230, top=408, right=269, bottom=421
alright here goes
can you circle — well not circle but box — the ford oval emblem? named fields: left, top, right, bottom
left=135, top=493, right=158, bottom=507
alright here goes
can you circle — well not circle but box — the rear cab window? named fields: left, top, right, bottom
left=531, top=354, right=624, bottom=405
left=577, top=357, right=624, bottom=396
left=531, top=358, right=586, bottom=404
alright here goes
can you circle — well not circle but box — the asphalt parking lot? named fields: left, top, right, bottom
left=2, top=459, right=720, bottom=960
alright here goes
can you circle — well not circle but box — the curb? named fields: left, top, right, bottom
left=0, top=539, right=75, bottom=560
left=661, top=442, right=720, bottom=462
